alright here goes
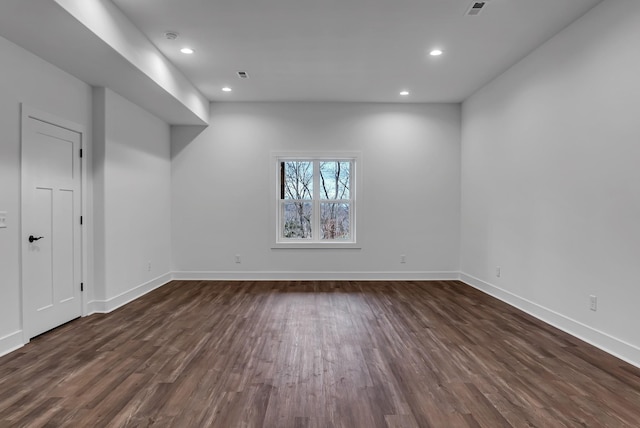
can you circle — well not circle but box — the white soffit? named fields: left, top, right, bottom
left=0, top=0, right=208, bottom=125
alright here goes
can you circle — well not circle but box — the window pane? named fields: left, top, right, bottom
left=320, top=203, right=350, bottom=240
left=319, top=161, right=350, bottom=200
left=282, top=201, right=312, bottom=238
left=281, top=161, right=313, bottom=200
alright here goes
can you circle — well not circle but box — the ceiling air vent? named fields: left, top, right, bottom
left=466, top=1, right=488, bottom=16
left=237, top=71, right=249, bottom=79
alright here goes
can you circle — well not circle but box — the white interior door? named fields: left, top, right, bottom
left=22, top=114, right=82, bottom=339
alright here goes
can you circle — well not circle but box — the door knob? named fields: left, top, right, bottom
left=28, top=235, right=44, bottom=243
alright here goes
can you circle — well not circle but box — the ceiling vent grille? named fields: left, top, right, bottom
left=466, top=1, right=488, bottom=16
left=237, top=71, right=249, bottom=79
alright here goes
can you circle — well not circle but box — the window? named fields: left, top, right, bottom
left=272, top=153, right=360, bottom=248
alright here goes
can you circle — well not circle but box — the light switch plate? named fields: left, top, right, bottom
left=0, top=211, right=6, bottom=228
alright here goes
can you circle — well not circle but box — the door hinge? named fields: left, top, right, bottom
left=80, top=148, right=83, bottom=158
left=80, top=215, right=83, bottom=225
left=81, top=282, right=84, bottom=292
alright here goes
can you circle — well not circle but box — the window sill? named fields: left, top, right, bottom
left=271, top=242, right=361, bottom=249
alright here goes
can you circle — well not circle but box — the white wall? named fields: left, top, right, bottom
left=172, top=102, right=461, bottom=279
left=461, top=0, right=640, bottom=365
left=0, top=35, right=92, bottom=354
left=91, top=88, right=172, bottom=312
left=0, top=37, right=173, bottom=355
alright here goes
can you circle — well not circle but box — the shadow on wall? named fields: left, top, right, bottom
left=171, top=125, right=208, bottom=159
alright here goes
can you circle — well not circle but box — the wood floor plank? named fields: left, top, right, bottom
left=2, top=280, right=640, bottom=427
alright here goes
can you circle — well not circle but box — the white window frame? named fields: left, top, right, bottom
left=270, top=152, right=362, bottom=249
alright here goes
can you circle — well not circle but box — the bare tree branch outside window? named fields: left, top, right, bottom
left=281, top=161, right=313, bottom=238
left=319, top=162, right=350, bottom=240
left=280, top=159, right=352, bottom=241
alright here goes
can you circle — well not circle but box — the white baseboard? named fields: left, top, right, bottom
left=171, top=270, right=460, bottom=281
left=87, top=272, right=173, bottom=314
left=459, top=272, right=640, bottom=369
left=0, top=330, right=25, bottom=358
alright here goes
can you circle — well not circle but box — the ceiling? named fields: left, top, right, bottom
left=0, top=0, right=602, bottom=121
left=111, top=0, right=602, bottom=103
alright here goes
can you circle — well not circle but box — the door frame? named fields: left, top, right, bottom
left=20, top=104, right=89, bottom=343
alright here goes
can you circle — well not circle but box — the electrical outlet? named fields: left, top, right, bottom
left=590, top=295, right=597, bottom=311
left=0, top=211, right=6, bottom=229
left=496, top=266, right=501, bottom=278
left=147, top=261, right=152, bottom=272
left=400, top=255, right=406, bottom=264
left=235, top=254, right=241, bottom=264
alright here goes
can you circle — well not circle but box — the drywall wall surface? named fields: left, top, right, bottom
left=172, top=102, right=461, bottom=278
left=94, top=88, right=172, bottom=307
left=461, top=0, right=640, bottom=364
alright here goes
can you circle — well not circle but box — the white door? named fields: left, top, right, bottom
left=22, top=114, right=82, bottom=339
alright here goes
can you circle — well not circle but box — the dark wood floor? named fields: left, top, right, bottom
left=1, top=281, right=640, bottom=427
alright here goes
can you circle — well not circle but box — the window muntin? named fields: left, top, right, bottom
left=277, top=157, right=355, bottom=244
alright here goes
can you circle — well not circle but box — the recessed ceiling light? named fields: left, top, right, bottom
left=222, top=87, right=232, bottom=92
left=180, top=47, right=194, bottom=54
left=430, top=49, right=444, bottom=56
left=400, top=91, right=410, bottom=96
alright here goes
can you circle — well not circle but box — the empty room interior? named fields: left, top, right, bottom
left=1, top=0, right=640, bottom=426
